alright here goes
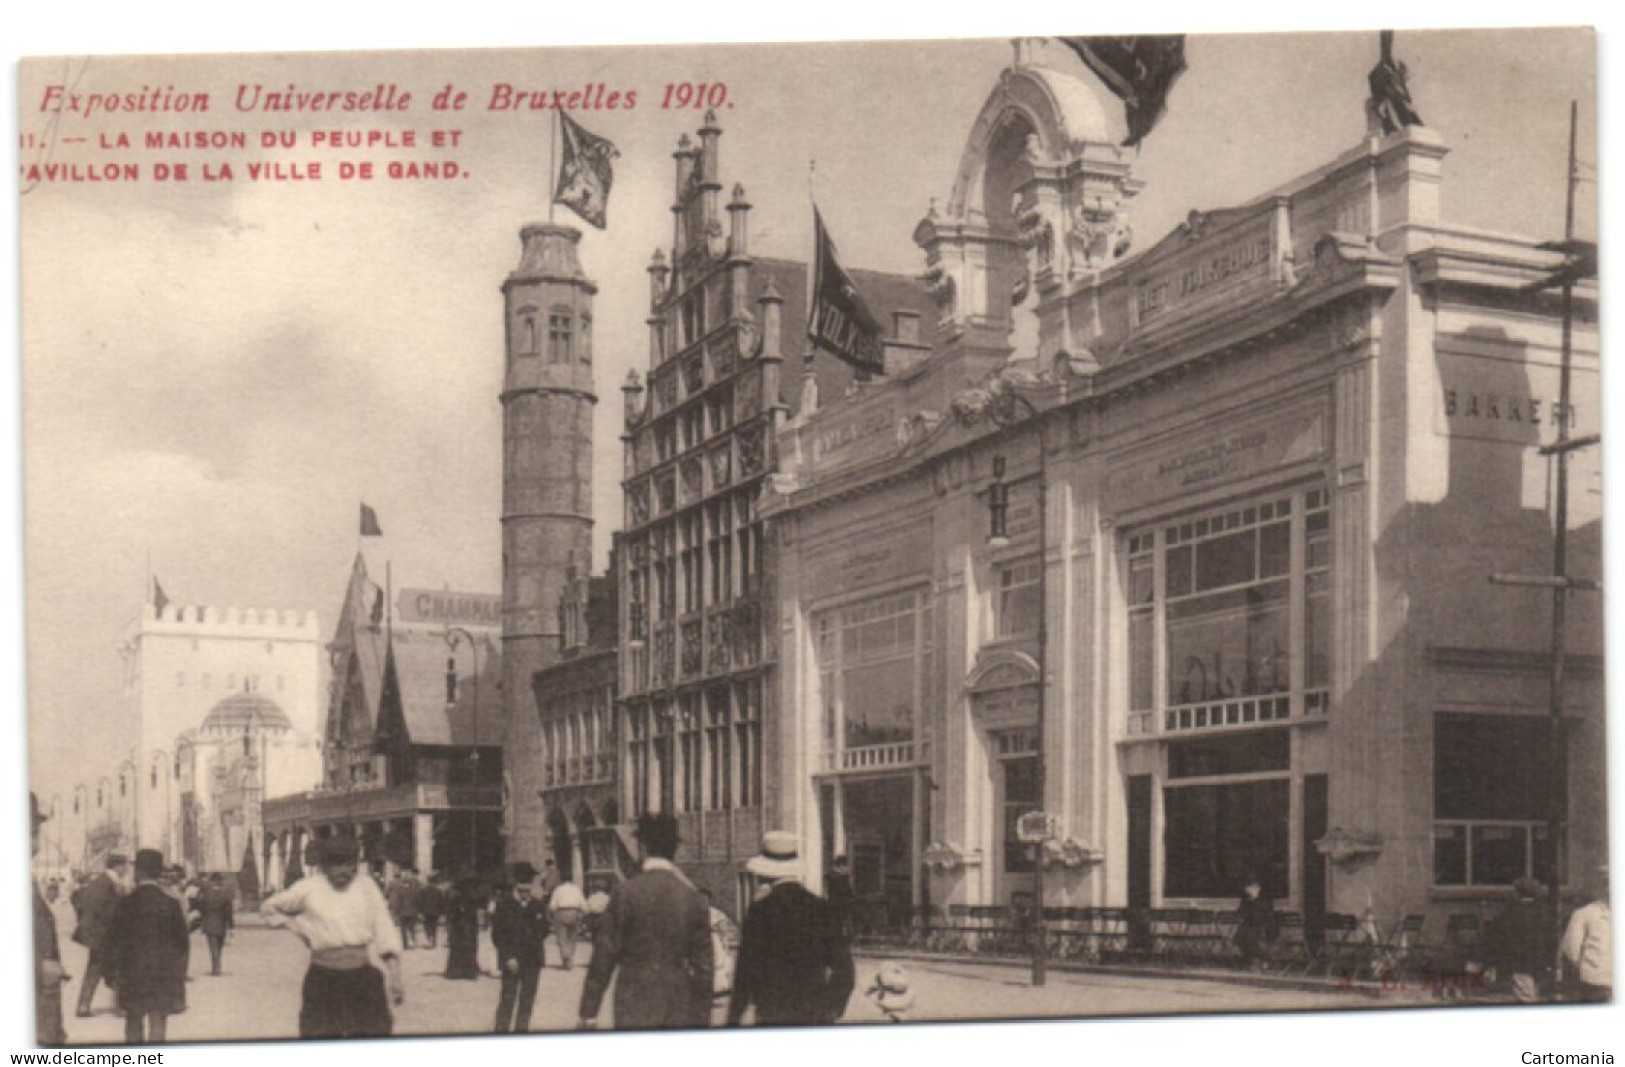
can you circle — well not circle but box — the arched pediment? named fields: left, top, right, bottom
left=965, top=648, right=1041, bottom=695
left=947, top=59, right=1120, bottom=221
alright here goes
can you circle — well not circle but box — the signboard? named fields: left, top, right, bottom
left=1015, top=810, right=1057, bottom=844
left=397, top=587, right=502, bottom=628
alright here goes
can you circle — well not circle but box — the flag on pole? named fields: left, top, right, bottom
left=153, top=578, right=170, bottom=618
left=553, top=112, right=620, bottom=229
left=1058, top=35, right=1187, bottom=147
left=808, top=207, right=885, bottom=376
left=360, top=503, right=383, bottom=537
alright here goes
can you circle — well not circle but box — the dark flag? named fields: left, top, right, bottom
left=360, top=503, right=383, bottom=537
left=1058, top=35, right=1188, bottom=147
left=808, top=207, right=885, bottom=376
left=553, top=112, right=620, bottom=229
left=153, top=578, right=170, bottom=618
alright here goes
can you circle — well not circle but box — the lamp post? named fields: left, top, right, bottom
left=445, top=626, right=482, bottom=875
left=984, top=382, right=1050, bottom=988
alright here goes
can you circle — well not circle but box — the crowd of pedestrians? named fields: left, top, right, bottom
left=37, top=791, right=1608, bottom=1046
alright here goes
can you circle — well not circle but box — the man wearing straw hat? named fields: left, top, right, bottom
left=260, top=835, right=405, bottom=1038
left=577, top=813, right=712, bottom=1030
left=726, top=830, right=854, bottom=1027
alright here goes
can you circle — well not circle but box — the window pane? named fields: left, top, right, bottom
left=1168, top=729, right=1290, bottom=778
left=1471, top=825, right=1527, bottom=885
left=1166, top=545, right=1193, bottom=598
left=1164, top=780, right=1289, bottom=898
left=1195, top=529, right=1256, bottom=591
left=844, top=661, right=914, bottom=747
left=1259, top=521, right=1289, bottom=578
left=1129, top=554, right=1154, bottom=605
left=1305, top=576, right=1330, bottom=689
left=1003, top=757, right=1040, bottom=874
left=1434, top=825, right=1467, bottom=886
left=1434, top=714, right=1551, bottom=820
left=1167, top=583, right=1289, bottom=703
left=1128, top=610, right=1153, bottom=711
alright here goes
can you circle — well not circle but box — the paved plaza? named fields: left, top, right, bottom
left=44, top=896, right=1439, bottom=1047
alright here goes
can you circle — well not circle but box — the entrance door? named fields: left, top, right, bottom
left=1302, top=774, right=1328, bottom=951
left=1127, top=775, right=1152, bottom=909
left=998, top=756, right=1040, bottom=905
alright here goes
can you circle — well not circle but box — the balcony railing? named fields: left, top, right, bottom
left=821, top=740, right=926, bottom=773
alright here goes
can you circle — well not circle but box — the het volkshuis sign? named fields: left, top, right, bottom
left=1134, top=211, right=1277, bottom=327
left=397, top=587, right=502, bottom=628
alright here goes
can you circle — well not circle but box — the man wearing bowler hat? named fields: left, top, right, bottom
left=72, top=849, right=129, bottom=1018
left=490, top=862, right=549, bottom=1033
left=727, top=830, right=854, bottom=1027
left=260, top=835, right=405, bottom=1038
left=103, top=849, right=190, bottom=1044
left=577, top=812, right=712, bottom=1030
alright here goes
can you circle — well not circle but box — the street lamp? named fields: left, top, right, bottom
left=983, top=381, right=1050, bottom=988
left=445, top=626, right=482, bottom=875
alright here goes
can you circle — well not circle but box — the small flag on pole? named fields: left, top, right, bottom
left=360, top=503, right=383, bottom=537
left=808, top=207, right=885, bottom=376
left=553, top=112, right=620, bottom=229
left=1058, top=35, right=1188, bottom=147
left=153, top=578, right=170, bottom=619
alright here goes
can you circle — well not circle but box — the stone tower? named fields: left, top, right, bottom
left=501, top=223, right=597, bottom=864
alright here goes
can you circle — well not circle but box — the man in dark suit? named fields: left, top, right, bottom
left=726, top=831, right=854, bottom=1027
left=489, top=863, right=548, bottom=1033
left=193, top=875, right=235, bottom=976
left=72, top=851, right=129, bottom=1018
left=104, top=850, right=190, bottom=1044
left=577, top=813, right=712, bottom=1031
left=32, top=794, right=68, bottom=1046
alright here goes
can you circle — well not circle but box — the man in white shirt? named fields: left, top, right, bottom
left=1560, top=866, right=1612, bottom=1003
left=260, top=836, right=405, bottom=1038
left=548, top=876, right=588, bottom=971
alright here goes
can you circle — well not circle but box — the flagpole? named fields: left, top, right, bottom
left=549, top=111, right=558, bottom=225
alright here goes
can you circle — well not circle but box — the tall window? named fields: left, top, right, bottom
left=998, top=730, right=1040, bottom=874
left=548, top=310, right=573, bottom=363
left=679, top=511, right=704, bottom=615
left=1434, top=713, right=1553, bottom=887
left=679, top=692, right=703, bottom=813
left=1126, top=487, right=1330, bottom=735
left=627, top=706, right=651, bottom=815
left=734, top=679, right=763, bottom=808
left=996, top=557, right=1042, bottom=638
left=815, top=590, right=934, bottom=759
left=707, top=499, right=734, bottom=606
left=706, top=687, right=733, bottom=810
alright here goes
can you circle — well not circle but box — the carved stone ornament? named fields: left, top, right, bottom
left=950, top=388, right=994, bottom=426
left=1042, top=837, right=1103, bottom=869
left=923, top=841, right=968, bottom=873
left=922, top=265, right=956, bottom=310
left=1315, top=826, right=1384, bottom=870
left=1065, top=197, right=1134, bottom=275
left=706, top=219, right=728, bottom=261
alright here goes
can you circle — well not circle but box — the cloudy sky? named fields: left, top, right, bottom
left=16, top=27, right=1599, bottom=803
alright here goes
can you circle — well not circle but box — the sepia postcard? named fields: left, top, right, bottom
left=14, top=20, right=1615, bottom=1063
